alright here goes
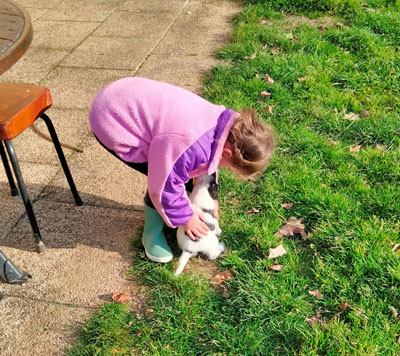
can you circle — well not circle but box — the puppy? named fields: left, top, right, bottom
left=175, top=173, right=225, bottom=276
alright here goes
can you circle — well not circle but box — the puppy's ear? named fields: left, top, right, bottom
left=208, top=181, right=219, bottom=200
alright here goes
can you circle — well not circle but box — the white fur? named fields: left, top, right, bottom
left=175, top=174, right=225, bottom=276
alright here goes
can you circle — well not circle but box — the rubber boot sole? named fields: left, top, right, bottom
left=142, top=238, right=173, bottom=263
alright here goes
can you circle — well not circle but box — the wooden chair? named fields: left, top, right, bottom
left=0, top=83, right=83, bottom=252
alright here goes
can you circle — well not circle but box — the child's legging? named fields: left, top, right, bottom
left=94, top=135, right=193, bottom=209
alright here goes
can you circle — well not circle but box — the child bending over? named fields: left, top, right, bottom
left=89, top=77, right=276, bottom=263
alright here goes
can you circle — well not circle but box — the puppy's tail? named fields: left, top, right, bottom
left=174, top=250, right=193, bottom=276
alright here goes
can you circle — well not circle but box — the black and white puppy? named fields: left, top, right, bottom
left=175, top=173, right=225, bottom=276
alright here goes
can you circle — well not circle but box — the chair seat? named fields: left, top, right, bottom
left=0, top=83, right=52, bottom=140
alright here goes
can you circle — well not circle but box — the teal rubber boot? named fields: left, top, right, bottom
left=142, top=204, right=173, bottom=263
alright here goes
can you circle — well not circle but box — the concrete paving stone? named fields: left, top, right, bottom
left=42, top=135, right=147, bottom=209
left=24, top=7, right=50, bottom=22
left=120, top=0, right=188, bottom=13
left=41, top=0, right=124, bottom=22
left=9, top=107, right=90, bottom=165
left=0, top=195, right=25, bottom=240
left=136, top=54, right=219, bottom=93
left=39, top=67, right=132, bottom=109
left=0, top=47, right=69, bottom=84
left=60, top=36, right=153, bottom=70
left=0, top=296, right=92, bottom=356
left=16, top=0, right=63, bottom=9
left=30, top=20, right=100, bottom=50
left=0, top=200, right=142, bottom=306
left=93, top=10, right=177, bottom=39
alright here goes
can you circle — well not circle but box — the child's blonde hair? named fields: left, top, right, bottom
left=227, top=109, right=276, bottom=180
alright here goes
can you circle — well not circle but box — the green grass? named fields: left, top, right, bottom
left=69, top=0, right=400, bottom=355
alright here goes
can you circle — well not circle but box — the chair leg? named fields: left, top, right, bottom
left=4, top=140, right=46, bottom=253
left=0, top=140, right=19, bottom=196
left=39, top=113, right=83, bottom=206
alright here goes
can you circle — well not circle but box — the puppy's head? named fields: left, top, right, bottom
left=195, top=173, right=219, bottom=200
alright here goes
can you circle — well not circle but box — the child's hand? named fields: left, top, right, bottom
left=213, top=199, right=219, bottom=220
left=184, top=211, right=209, bottom=241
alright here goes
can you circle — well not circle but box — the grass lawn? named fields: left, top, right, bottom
left=69, top=0, right=400, bottom=354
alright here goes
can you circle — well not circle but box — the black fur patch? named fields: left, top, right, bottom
left=208, top=173, right=219, bottom=200
left=202, top=208, right=214, bottom=216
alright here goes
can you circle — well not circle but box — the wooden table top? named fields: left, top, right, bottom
left=0, top=0, right=32, bottom=75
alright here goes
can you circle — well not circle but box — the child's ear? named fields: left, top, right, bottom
left=222, top=142, right=233, bottom=158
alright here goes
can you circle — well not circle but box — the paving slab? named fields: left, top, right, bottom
left=119, top=0, right=188, bottom=13
left=0, top=296, right=92, bottom=356
left=40, top=67, right=132, bottom=109
left=41, top=134, right=147, bottom=209
left=60, top=36, right=153, bottom=70
left=92, top=10, right=177, bottom=38
left=0, top=200, right=141, bottom=305
left=0, top=47, right=69, bottom=84
left=7, top=107, right=89, bottom=164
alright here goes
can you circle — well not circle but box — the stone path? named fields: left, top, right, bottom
left=0, top=0, right=240, bottom=354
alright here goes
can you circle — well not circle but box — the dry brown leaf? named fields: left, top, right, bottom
left=255, top=73, right=260, bottom=78
left=344, top=112, right=360, bottom=121
left=340, top=302, right=349, bottom=311
left=268, top=245, right=287, bottom=259
left=376, top=144, right=386, bottom=151
left=260, top=91, right=272, bottom=97
left=246, top=207, right=260, bottom=214
left=261, top=44, right=269, bottom=50
left=270, top=47, right=280, bottom=55
left=210, top=271, right=233, bottom=285
left=281, top=203, right=293, bottom=209
left=328, top=139, right=340, bottom=146
left=391, top=306, right=399, bottom=322
left=350, top=145, right=362, bottom=152
left=308, top=290, right=323, bottom=299
left=292, top=35, right=300, bottom=43
left=275, top=217, right=308, bottom=240
left=361, top=109, right=371, bottom=117
left=269, top=263, right=283, bottom=271
left=297, top=77, right=305, bottom=82
left=265, top=105, right=273, bottom=114
left=245, top=53, right=256, bottom=60
left=264, top=74, right=275, bottom=84
left=392, top=243, right=400, bottom=252
left=306, top=313, right=324, bottom=327
left=112, top=291, right=131, bottom=303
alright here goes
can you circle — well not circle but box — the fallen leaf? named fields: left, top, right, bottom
left=340, top=302, right=349, bottom=311
left=376, top=144, right=386, bottom=151
left=270, top=47, right=280, bottom=55
left=275, top=217, right=308, bottom=240
left=255, top=73, right=260, bottom=78
left=260, top=91, right=272, bottom=97
left=281, top=203, right=293, bottom=209
left=297, top=77, right=305, bottom=82
left=245, top=53, right=256, bottom=60
left=268, top=245, right=287, bottom=259
left=269, top=263, right=283, bottom=271
left=391, top=306, right=399, bottom=322
left=336, top=22, right=344, bottom=28
left=264, top=74, right=275, bottom=84
left=306, top=313, right=324, bottom=327
left=344, top=112, right=360, bottom=121
left=265, top=105, right=273, bottom=114
left=308, top=290, right=323, bottom=299
left=112, top=292, right=131, bottom=303
left=261, top=44, right=269, bottom=50
left=361, top=109, right=371, bottom=117
left=349, top=145, right=361, bottom=152
left=392, top=243, right=400, bottom=252
left=246, top=207, right=260, bottom=214
left=328, top=139, right=340, bottom=146
left=292, top=35, right=300, bottom=42
left=210, top=271, right=233, bottom=285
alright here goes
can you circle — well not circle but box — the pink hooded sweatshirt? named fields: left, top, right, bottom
left=89, top=77, right=238, bottom=227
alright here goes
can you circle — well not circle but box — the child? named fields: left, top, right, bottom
left=89, top=77, right=276, bottom=263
